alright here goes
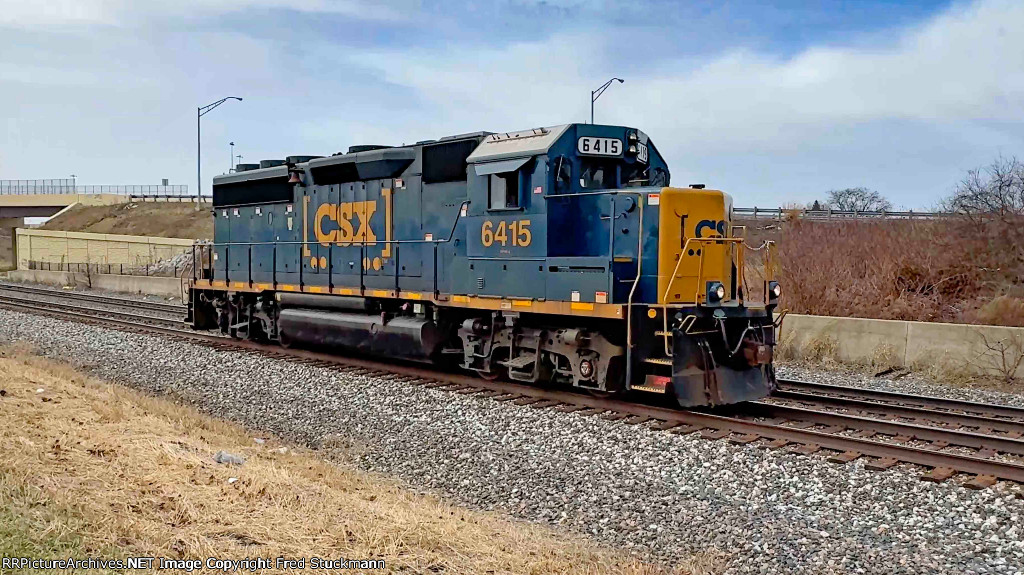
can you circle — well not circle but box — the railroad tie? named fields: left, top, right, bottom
left=964, top=475, right=999, bottom=490
left=512, top=397, right=541, bottom=406
left=700, top=428, right=731, bottom=440
left=729, top=433, right=761, bottom=445
left=764, top=438, right=791, bottom=449
left=828, top=451, right=863, bottom=464
left=492, top=394, right=522, bottom=402
left=475, top=390, right=509, bottom=398
left=624, top=415, right=652, bottom=425
left=864, top=457, right=899, bottom=471
left=788, top=443, right=821, bottom=455
left=975, top=447, right=998, bottom=459
left=668, top=424, right=702, bottom=435
left=920, top=467, right=957, bottom=483
left=650, top=420, right=682, bottom=431
left=554, top=404, right=589, bottom=413
left=601, top=412, right=632, bottom=421
left=528, top=400, right=562, bottom=409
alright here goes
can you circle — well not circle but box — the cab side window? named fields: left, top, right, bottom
left=489, top=171, right=520, bottom=209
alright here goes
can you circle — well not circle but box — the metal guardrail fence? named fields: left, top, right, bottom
left=27, top=260, right=185, bottom=278
left=0, top=179, right=196, bottom=198
left=733, top=207, right=948, bottom=220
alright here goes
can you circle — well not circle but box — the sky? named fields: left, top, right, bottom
left=1, top=0, right=1022, bottom=209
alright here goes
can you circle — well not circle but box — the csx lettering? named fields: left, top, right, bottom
left=315, top=201, right=377, bottom=246
left=481, top=219, right=532, bottom=248
left=694, top=219, right=726, bottom=238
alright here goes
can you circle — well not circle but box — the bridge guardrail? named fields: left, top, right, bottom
left=0, top=179, right=194, bottom=197
left=733, top=207, right=950, bottom=221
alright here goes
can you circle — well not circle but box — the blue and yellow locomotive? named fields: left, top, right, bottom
left=188, top=123, right=781, bottom=407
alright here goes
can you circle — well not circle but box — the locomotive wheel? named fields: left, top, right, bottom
left=475, top=369, right=501, bottom=381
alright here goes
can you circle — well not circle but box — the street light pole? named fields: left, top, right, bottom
left=229, top=142, right=235, bottom=173
left=590, top=77, right=624, bottom=124
left=197, top=96, right=243, bottom=202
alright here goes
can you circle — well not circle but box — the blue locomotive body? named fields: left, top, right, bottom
left=190, top=123, right=780, bottom=407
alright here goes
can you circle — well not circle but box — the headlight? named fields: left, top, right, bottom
left=707, top=281, right=726, bottom=303
left=768, top=281, right=782, bottom=300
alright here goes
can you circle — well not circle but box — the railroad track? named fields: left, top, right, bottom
left=1, top=287, right=1023, bottom=492
left=0, top=282, right=186, bottom=315
left=0, top=290, right=184, bottom=329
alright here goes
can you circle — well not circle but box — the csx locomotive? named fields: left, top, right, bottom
left=188, top=123, right=781, bottom=407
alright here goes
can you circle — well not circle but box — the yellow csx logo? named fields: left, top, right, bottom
left=315, top=201, right=378, bottom=245
left=305, top=189, right=394, bottom=271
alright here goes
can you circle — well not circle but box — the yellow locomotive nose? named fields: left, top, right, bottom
left=656, top=187, right=736, bottom=305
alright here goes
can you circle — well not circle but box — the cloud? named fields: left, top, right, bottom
left=0, top=0, right=1021, bottom=207
left=345, top=0, right=1024, bottom=204
left=0, top=0, right=414, bottom=28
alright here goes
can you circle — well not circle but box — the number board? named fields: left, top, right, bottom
left=636, top=142, right=649, bottom=164
left=481, top=219, right=532, bottom=248
left=577, top=137, right=622, bottom=157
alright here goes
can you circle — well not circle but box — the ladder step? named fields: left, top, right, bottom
left=655, top=331, right=673, bottom=337
left=499, top=355, right=536, bottom=369
left=644, top=357, right=673, bottom=366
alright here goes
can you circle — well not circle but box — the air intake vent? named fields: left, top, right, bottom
left=348, top=145, right=392, bottom=154
left=234, top=163, right=260, bottom=172
left=259, top=159, right=286, bottom=168
left=286, top=155, right=322, bottom=164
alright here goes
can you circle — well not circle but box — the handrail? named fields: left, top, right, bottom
left=545, top=189, right=645, bottom=389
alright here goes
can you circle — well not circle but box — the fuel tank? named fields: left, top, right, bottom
left=278, top=308, right=442, bottom=360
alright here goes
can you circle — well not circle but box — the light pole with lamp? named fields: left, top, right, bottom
left=197, top=97, right=243, bottom=202
left=229, top=142, right=235, bottom=173
left=590, top=77, right=623, bottom=124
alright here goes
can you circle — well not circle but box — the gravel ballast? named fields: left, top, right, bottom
left=1, top=308, right=1022, bottom=575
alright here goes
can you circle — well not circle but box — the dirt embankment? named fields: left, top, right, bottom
left=0, top=346, right=706, bottom=574
left=41, top=202, right=213, bottom=239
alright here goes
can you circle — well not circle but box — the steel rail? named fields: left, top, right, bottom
left=779, top=378, right=1024, bottom=421
left=771, top=389, right=1024, bottom=435
left=3, top=295, right=1024, bottom=484
left=0, top=294, right=184, bottom=328
left=744, top=402, right=1024, bottom=456
left=0, top=282, right=185, bottom=315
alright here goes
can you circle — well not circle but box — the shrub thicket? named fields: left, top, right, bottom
left=776, top=217, right=1024, bottom=326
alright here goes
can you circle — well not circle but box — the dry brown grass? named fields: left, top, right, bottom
left=41, top=203, right=212, bottom=239
left=0, top=345, right=722, bottom=574
left=777, top=218, right=1024, bottom=327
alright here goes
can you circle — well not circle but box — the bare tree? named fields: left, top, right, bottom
left=943, top=156, right=1024, bottom=218
left=826, top=188, right=893, bottom=212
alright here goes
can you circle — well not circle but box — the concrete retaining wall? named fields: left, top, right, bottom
left=782, top=314, right=1024, bottom=380
left=16, top=229, right=194, bottom=270
left=5, top=269, right=185, bottom=300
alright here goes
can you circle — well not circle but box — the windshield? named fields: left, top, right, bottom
left=579, top=161, right=617, bottom=189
